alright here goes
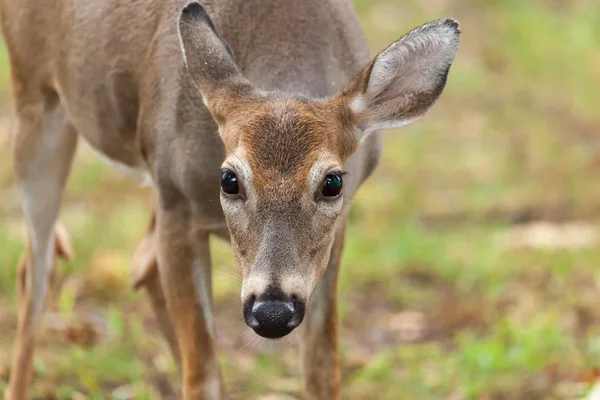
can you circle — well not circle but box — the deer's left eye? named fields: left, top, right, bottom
left=322, top=173, right=343, bottom=197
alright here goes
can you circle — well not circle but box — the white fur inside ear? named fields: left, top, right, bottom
left=367, top=18, right=460, bottom=100
left=358, top=117, right=418, bottom=144
left=347, top=18, right=459, bottom=140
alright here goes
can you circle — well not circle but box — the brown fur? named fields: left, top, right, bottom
left=232, top=98, right=358, bottom=194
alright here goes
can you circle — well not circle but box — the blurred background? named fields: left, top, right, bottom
left=1, top=0, right=600, bottom=399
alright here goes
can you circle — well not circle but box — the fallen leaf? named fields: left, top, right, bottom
left=44, top=311, right=107, bottom=347
left=500, top=221, right=598, bottom=251
left=88, top=252, right=130, bottom=295
left=378, top=310, right=427, bottom=342
left=580, top=367, right=600, bottom=384
left=112, top=384, right=136, bottom=400
left=265, top=377, right=301, bottom=393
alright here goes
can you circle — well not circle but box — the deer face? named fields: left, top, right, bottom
left=215, top=99, right=353, bottom=338
left=178, top=2, right=460, bottom=338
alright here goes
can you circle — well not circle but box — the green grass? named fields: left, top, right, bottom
left=2, top=0, right=600, bottom=399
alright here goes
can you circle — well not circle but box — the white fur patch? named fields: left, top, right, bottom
left=220, top=147, right=256, bottom=226
left=306, top=158, right=345, bottom=218
left=359, top=117, right=418, bottom=144
left=279, top=273, right=313, bottom=301
left=349, top=94, right=367, bottom=114
left=222, top=147, right=254, bottom=196
left=241, top=273, right=270, bottom=302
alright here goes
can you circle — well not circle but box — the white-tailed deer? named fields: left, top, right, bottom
left=0, top=0, right=459, bottom=398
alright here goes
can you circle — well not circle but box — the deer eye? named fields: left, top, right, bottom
left=220, top=169, right=239, bottom=195
left=322, top=173, right=343, bottom=198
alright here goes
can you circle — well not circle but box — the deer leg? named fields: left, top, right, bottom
left=156, top=207, right=223, bottom=400
left=132, top=212, right=181, bottom=365
left=7, top=99, right=77, bottom=400
left=301, top=219, right=347, bottom=400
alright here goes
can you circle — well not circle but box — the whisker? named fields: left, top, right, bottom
left=216, top=270, right=243, bottom=285
left=239, top=328, right=261, bottom=354
left=215, top=264, right=243, bottom=285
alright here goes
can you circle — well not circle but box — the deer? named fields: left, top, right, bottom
left=0, top=0, right=460, bottom=398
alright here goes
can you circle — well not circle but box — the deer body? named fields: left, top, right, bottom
left=1, top=0, right=459, bottom=398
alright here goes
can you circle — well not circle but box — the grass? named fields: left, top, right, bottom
left=1, top=0, right=600, bottom=399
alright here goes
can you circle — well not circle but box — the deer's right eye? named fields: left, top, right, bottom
left=220, top=169, right=239, bottom=195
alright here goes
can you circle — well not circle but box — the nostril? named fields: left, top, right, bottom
left=284, top=301, right=295, bottom=313
left=287, top=296, right=305, bottom=329
left=243, top=295, right=259, bottom=329
left=251, top=299, right=262, bottom=313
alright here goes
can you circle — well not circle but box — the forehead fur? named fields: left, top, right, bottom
left=244, top=99, right=328, bottom=173
left=231, top=98, right=357, bottom=194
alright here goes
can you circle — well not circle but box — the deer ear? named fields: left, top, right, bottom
left=178, top=2, right=253, bottom=122
left=340, top=18, right=460, bottom=141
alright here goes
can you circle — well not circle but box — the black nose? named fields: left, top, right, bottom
left=243, top=287, right=305, bottom=339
